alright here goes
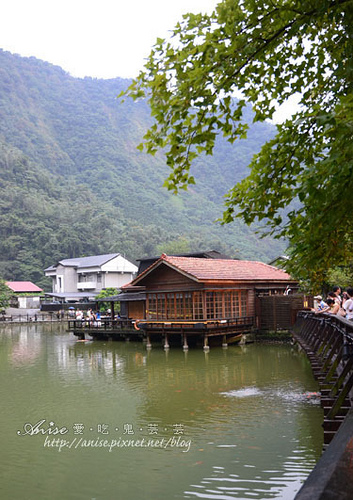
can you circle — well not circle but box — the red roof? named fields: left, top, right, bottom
left=6, top=281, right=43, bottom=293
left=124, top=255, right=294, bottom=287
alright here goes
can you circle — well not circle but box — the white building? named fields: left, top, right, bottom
left=44, top=253, right=137, bottom=302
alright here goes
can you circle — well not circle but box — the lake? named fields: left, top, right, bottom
left=0, top=323, right=323, bottom=499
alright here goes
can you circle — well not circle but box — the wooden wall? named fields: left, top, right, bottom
left=256, top=294, right=308, bottom=331
left=127, top=301, right=145, bottom=319
left=140, top=266, right=201, bottom=291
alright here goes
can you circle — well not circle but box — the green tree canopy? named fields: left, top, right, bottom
left=95, top=288, right=119, bottom=312
left=0, top=279, right=12, bottom=311
left=122, top=0, right=353, bottom=289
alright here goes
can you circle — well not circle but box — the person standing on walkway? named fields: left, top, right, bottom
left=343, top=288, right=353, bottom=320
left=333, top=286, right=342, bottom=305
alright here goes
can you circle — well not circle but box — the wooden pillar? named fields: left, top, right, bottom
left=146, top=334, right=152, bottom=350
left=222, top=334, right=228, bottom=349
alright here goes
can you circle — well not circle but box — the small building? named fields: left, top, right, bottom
left=119, top=254, right=298, bottom=327
left=6, top=281, right=43, bottom=309
left=44, top=253, right=138, bottom=303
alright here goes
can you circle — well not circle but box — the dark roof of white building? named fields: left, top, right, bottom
left=45, top=253, right=121, bottom=272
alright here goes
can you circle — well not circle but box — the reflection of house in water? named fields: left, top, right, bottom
left=10, top=326, right=42, bottom=366
left=64, top=344, right=126, bottom=378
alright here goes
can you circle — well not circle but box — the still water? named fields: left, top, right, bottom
left=0, top=324, right=323, bottom=500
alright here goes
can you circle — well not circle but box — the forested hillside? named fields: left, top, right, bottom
left=0, top=49, right=285, bottom=289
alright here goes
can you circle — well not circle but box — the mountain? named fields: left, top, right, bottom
left=0, top=49, right=285, bottom=289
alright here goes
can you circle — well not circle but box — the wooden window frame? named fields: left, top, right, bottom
left=147, top=289, right=248, bottom=321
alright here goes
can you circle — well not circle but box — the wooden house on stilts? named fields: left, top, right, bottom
left=117, top=254, right=298, bottom=349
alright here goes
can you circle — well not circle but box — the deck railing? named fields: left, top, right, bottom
left=294, top=311, right=353, bottom=370
left=293, top=311, right=353, bottom=499
left=67, top=318, right=133, bottom=331
left=0, top=313, right=65, bottom=323
left=134, top=316, right=254, bottom=332
left=67, top=316, right=255, bottom=332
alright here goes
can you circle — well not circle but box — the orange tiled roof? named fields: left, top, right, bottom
left=124, top=255, right=294, bottom=287
left=162, top=256, right=292, bottom=282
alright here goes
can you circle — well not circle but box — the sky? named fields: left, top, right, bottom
left=1, top=0, right=299, bottom=122
left=1, top=0, right=218, bottom=79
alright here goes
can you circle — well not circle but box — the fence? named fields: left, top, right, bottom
left=0, top=311, right=73, bottom=323
left=256, top=294, right=313, bottom=331
left=293, top=311, right=353, bottom=499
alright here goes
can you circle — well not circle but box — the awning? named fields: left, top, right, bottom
left=44, top=292, right=99, bottom=301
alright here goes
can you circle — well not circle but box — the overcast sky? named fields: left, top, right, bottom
left=1, top=0, right=217, bottom=79
left=1, top=0, right=299, bottom=121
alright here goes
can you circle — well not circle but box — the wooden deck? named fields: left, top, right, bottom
left=67, top=316, right=255, bottom=349
left=68, top=318, right=142, bottom=341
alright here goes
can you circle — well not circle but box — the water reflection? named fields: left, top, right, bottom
left=11, top=329, right=42, bottom=367
left=0, top=325, right=323, bottom=500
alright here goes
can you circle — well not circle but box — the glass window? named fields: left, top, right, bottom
left=166, top=293, right=175, bottom=319
left=147, top=293, right=157, bottom=320
left=176, top=293, right=183, bottom=319
left=147, top=290, right=248, bottom=321
left=206, top=292, right=214, bottom=319
left=157, top=294, right=165, bottom=319
left=214, top=293, right=223, bottom=318
left=193, top=292, right=203, bottom=320
left=184, top=293, right=192, bottom=319
left=240, top=291, right=248, bottom=317
left=224, top=292, right=231, bottom=318
left=232, top=292, right=240, bottom=317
